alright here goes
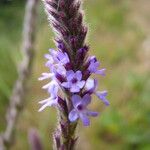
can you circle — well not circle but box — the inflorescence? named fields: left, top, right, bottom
left=38, top=0, right=109, bottom=127
left=38, top=46, right=109, bottom=126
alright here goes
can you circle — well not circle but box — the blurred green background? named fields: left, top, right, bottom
left=0, top=0, right=150, bottom=149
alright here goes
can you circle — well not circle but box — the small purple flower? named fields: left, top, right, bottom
left=41, top=63, right=66, bottom=83
left=61, top=70, right=85, bottom=93
left=49, top=49, right=70, bottom=65
left=42, top=80, right=59, bottom=95
left=44, top=49, right=70, bottom=67
left=38, top=80, right=59, bottom=112
left=69, top=94, right=99, bottom=126
left=85, top=78, right=110, bottom=106
left=38, top=96, right=58, bottom=112
left=38, top=71, right=59, bottom=96
left=88, top=56, right=106, bottom=76
left=52, top=64, right=66, bottom=76
left=45, top=53, right=54, bottom=67
left=57, top=51, right=70, bottom=65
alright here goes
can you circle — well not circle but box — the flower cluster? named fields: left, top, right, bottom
left=39, top=0, right=109, bottom=149
left=39, top=43, right=109, bottom=126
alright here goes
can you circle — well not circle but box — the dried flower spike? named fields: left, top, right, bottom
left=39, top=0, right=109, bottom=149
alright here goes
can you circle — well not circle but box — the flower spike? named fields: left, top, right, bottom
left=39, top=0, right=109, bottom=149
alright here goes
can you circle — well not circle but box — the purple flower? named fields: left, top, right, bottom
left=44, top=53, right=54, bottom=67
left=88, top=56, right=106, bottom=76
left=57, top=51, right=70, bottom=65
left=61, top=70, right=85, bottom=93
left=38, top=96, right=58, bottom=112
left=49, top=49, right=70, bottom=65
left=69, top=94, right=99, bottom=126
left=38, top=71, right=59, bottom=95
left=52, top=64, right=66, bottom=76
left=40, top=63, right=66, bottom=83
left=85, top=78, right=110, bottom=106
left=44, top=49, right=70, bottom=67
left=38, top=80, right=59, bottom=112
left=42, top=80, right=59, bottom=95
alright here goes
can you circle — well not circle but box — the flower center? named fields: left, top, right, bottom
left=72, top=78, right=78, bottom=84
left=77, top=104, right=83, bottom=111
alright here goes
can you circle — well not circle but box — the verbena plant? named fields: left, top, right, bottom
left=39, top=0, right=109, bottom=149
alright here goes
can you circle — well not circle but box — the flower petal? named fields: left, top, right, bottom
left=44, top=54, right=53, bottom=61
left=64, top=53, right=70, bottom=63
left=57, top=52, right=69, bottom=65
left=96, top=91, right=110, bottom=106
left=66, top=70, right=74, bottom=81
left=72, top=95, right=82, bottom=107
left=95, top=68, right=106, bottom=76
left=38, top=103, right=49, bottom=112
left=87, top=111, right=99, bottom=117
left=69, top=109, right=79, bottom=122
left=38, top=73, right=53, bottom=81
left=77, top=80, right=85, bottom=88
left=88, top=60, right=99, bottom=73
left=70, top=85, right=80, bottom=93
left=42, top=82, right=51, bottom=89
left=44, top=54, right=54, bottom=67
left=75, top=71, right=82, bottom=80
left=38, top=98, right=50, bottom=104
left=48, top=84, right=59, bottom=97
left=61, top=82, right=70, bottom=88
left=79, top=113, right=90, bottom=126
left=38, top=99, right=57, bottom=112
left=85, top=79, right=98, bottom=93
left=53, top=64, right=66, bottom=76
left=49, top=49, right=58, bottom=57
left=85, top=78, right=94, bottom=90
left=82, top=94, right=91, bottom=106
left=42, top=80, right=59, bottom=97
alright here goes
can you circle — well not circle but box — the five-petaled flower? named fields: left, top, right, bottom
left=45, top=49, right=70, bottom=67
left=69, top=94, right=99, bottom=126
left=85, top=78, right=110, bottom=106
left=61, top=70, right=85, bottom=93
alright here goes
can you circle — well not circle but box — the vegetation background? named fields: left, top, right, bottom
left=0, top=0, right=150, bottom=149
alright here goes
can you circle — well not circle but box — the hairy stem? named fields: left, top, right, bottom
left=53, top=97, right=77, bottom=149
left=43, top=0, right=88, bottom=149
